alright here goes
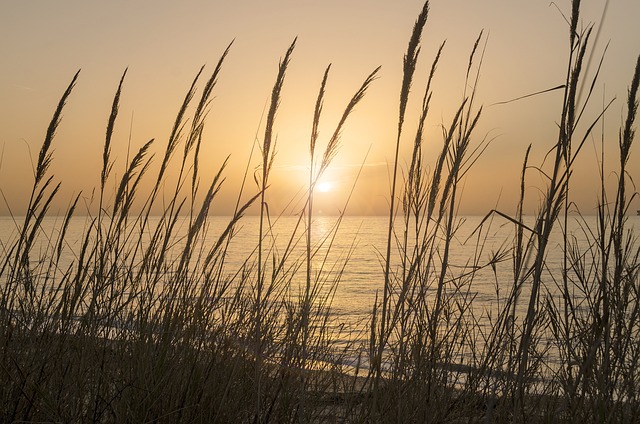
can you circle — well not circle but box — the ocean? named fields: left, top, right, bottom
left=2, top=213, right=638, bottom=356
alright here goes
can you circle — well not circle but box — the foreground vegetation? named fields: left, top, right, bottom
left=2, top=1, right=639, bottom=422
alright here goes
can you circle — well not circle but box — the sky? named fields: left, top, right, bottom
left=1, top=0, right=639, bottom=217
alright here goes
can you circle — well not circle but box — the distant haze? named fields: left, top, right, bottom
left=1, top=0, right=639, bottom=216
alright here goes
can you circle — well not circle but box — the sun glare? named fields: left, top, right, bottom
left=316, top=181, right=333, bottom=193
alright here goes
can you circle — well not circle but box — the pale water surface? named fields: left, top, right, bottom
left=1, top=214, right=638, bottom=355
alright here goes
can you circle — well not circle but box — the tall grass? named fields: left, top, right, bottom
left=1, top=0, right=639, bottom=422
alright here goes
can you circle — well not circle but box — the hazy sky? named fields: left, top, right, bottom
left=1, top=0, right=639, bottom=216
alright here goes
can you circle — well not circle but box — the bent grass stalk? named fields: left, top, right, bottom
left=377, top=0, right=429, bottom=398
left=301, top=64, right=378, bottom=419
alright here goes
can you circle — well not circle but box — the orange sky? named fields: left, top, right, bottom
left=1, top=0, right=639, bottom=216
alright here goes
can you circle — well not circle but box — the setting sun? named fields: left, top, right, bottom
left=316, top=181, right=333, bottom=193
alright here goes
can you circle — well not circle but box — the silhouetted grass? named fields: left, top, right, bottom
left=1, top=0, right=639, bottom=422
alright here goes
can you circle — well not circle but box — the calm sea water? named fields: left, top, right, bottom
left=2, top=214, right=638, bottom=346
